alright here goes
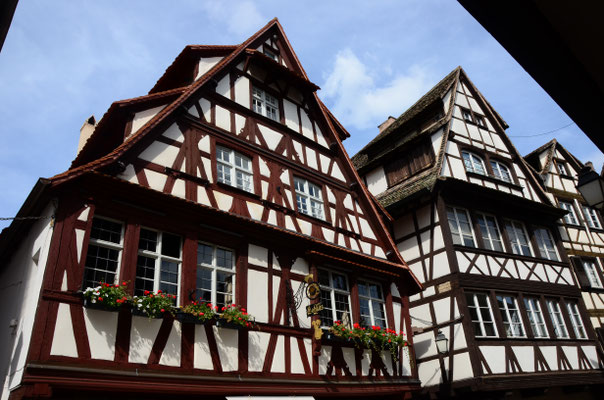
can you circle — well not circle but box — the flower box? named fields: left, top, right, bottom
left=215, top=318, right=244, bottom=330
left=83, top=298, right=122, bottom=312
left=131, top=307, right=168, bottom=319
left=175, top=311, right=214, bottom=325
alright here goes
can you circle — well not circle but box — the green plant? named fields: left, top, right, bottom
left=83, top=282, right=130, bottom=310
left=218, top=304, right=254, bottom=328
left=180, top=300, right=217, bottom=323
left=132, top=289, right=177, bottom=318
left=330, top=321, right=409, bottom=361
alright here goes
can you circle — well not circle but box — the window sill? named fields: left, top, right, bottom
left=215, top=181, right=261, bottom=200
left=466, top=171, right=523, bottom=191
left=295, top=210, right=331, bottom=227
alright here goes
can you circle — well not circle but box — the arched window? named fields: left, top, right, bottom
left=490, top=160, right=512, bottom=182
left=461, top=151, right=486, bottom=175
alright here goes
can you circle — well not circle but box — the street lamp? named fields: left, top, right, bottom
left=577, top=166, right=604, bottom=210
left=435, top=330, right=448, bottom=354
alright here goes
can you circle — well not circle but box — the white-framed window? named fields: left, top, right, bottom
left=466, top=292, right=498, bottom=337
left=134, top=229, right=182, bottom=302
left=476, top=213, right=504, bottom=252
left=559, top=201, right=579, bottom=225
left=523, top=297, right=548, bottom=338
left=318, top=269, right=352, bottom=327
left=546, top=299, right=569, bottom=338
left=358, top=280, right=387, bottom=329
left=496, top=295, right=526, bottom=338
left=582, top=206, right=602, bottom=229
left=83, top=217, right=124, bottom=288
left=462, top=151, right=486, bottom=175
left=504, top=220, right=533, bottom=256
left=533, top=227, right=559, bottom=261
left=583, top=259, right=603, bottom=288
left=566, top=301, right=587, bottom=339
left=294, top=177, right=324, bottom=220
left=557, top=162, right=569, bottom=176
left=490, top=160, right=512, bottom=183
left=252, top=86, right=279, bottom=121
left=196, top=242, right=235, bottom=309
left=216, top=146, right=253, bottom=193
left=447, top=206, right=475, bottom=247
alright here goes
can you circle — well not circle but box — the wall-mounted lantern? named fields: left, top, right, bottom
left=435, top=330, right=448, bottom=354
left=577, top=166, right=604, bottom=210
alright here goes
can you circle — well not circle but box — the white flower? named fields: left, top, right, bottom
left=91, top=299, right=96, bottom=304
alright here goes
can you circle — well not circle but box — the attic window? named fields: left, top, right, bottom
left=264, top=48, right=278, bottom=62
left=475, top=115, right=487, bottom=128
left=557, top=161, right=569, bottom=176
left=252, top=86, right=280, bottom=121
left=462, top=109, right=473, bottom=122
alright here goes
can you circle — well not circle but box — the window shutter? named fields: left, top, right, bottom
left=570, top=257, right=591, bottom=289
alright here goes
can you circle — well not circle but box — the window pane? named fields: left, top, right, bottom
left=161, top=233, right=181, bottom=258
left=138, top=229, right=158, bottom=252
left=90, top=218, right=122, bottom=243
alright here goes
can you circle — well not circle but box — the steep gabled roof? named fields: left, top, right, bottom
left=354, top=66, right=553, bottom=209
left=524, top=138, right=584, bottom=175
left=352, top=67, right=460, bottom=171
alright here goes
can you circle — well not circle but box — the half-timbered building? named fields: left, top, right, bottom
left=0, top=19, right=423, bottom=400
left=525, top=140, right=604, bottom=351
left=353, top=67, right=604, bottom=399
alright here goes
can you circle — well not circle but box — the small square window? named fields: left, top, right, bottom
left=462, top=109, right=473, bottom=123
left=252, top=86, right=280, bottom=121
left=216, top=146, right=254, bottom=193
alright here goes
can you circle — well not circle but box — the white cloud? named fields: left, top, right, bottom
left=322, top=48, right=433, bottom=130
left=202, top=0, right=266, bottom=37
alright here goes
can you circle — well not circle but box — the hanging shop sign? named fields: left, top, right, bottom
left=306, top=302, right=324, bottom=317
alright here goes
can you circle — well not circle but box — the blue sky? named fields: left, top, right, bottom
left=1, top=0, right=601, bottom=229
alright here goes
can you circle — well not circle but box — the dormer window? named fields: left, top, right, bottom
left=252, top=86, right=280, bottom=121
left=462, top=151, right=486, bottom=175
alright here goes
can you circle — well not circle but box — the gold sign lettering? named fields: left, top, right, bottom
left=306, top=302, right=324, bottom=317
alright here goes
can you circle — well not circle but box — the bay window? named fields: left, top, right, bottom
left=533, top=227, right=559, bottom=261
left=523, top=297, right=548, bottom=338
left=566, top=301, right=587, bottom=339
left=447, top=206, right=475, bottom=247
left=504, top=220, right=533, bottom=256
left=546, top=299, right=569, bottom=339
left=496, top=295, right=525, bottom=337
left=476, top=213, right=504, bottom=251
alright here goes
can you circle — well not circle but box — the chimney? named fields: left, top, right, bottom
left=77, top=115, right=96, bottom=155
left=378, top=116, right=396, bottom=133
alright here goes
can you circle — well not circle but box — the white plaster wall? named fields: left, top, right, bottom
left=258, top=125, right=283, bottom=152
left=193, top=324, right=213, bottom=370
left=215, top=75, right=231, bottom=99
left=233, top=76, right=250, bottom=108
left=195, top=57, right=222, bottom=80
left=139, top=141, right=180, bottom=169
left=283, top=99, right=299, bottom=132
left=131, top=105, right=166, bottom=136
left=300, top=110, right=314, bottom=140
left=0, top=204, right=55, bottom=398
left=83, top=308, right=118, bottom=360
left=480, top=346, right=505, bottom=374
left=452, top=352, right=473, bottom=381
left=248, top=331, right=270, bottom=372
left=50, top=303, right=78, bottom=357
left=129, top=316, right=163, bottom=364
left=213, top=326, right=238, bottom=371
left=158, top=321, right=181, bottom=367
left=418, top=359, right=442, bottom=386
left=513, top=346, right=534, bottom=372
left=247, top=269, right=269, bottom=323
left=215, top=105, right=231, bottom=132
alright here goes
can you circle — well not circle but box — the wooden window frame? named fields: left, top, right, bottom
left=504, top=219, right=534, bottom=257
left=82, top=216, right=125, bottom=289
left=461, top=150, right=487, bottom=175
left=195, top=241, right=236, bottom=309
left=447, top=206, right=477, bottom=247
left=496, top=294, right=526, bottom=338
left=523, top=297, right=549, bottom=338
left=582, top=205, right=603, bottom=229
left=357, top=279, right=387, bottom=329
left=318, top=268, right=352, bottom=328
left=475, top=212, right=505, bottom=252
left=545, top=299, right=570, bottom=339
left=252, top=85, right=280, bottom=122
left=532, top=227, right=560, bottom=261
left=459, top=106, right=487, bottom=128
left=134, top=228, right=182, bottom=304
left=294, top=176, right=325, bottom=221
left=466, top=291, right=498, bottom=338
left=216, top=145, right=254, bottom=194
left=565, top=300, right=588, bottom=339
left=559, top=200, right=580, bottom=226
